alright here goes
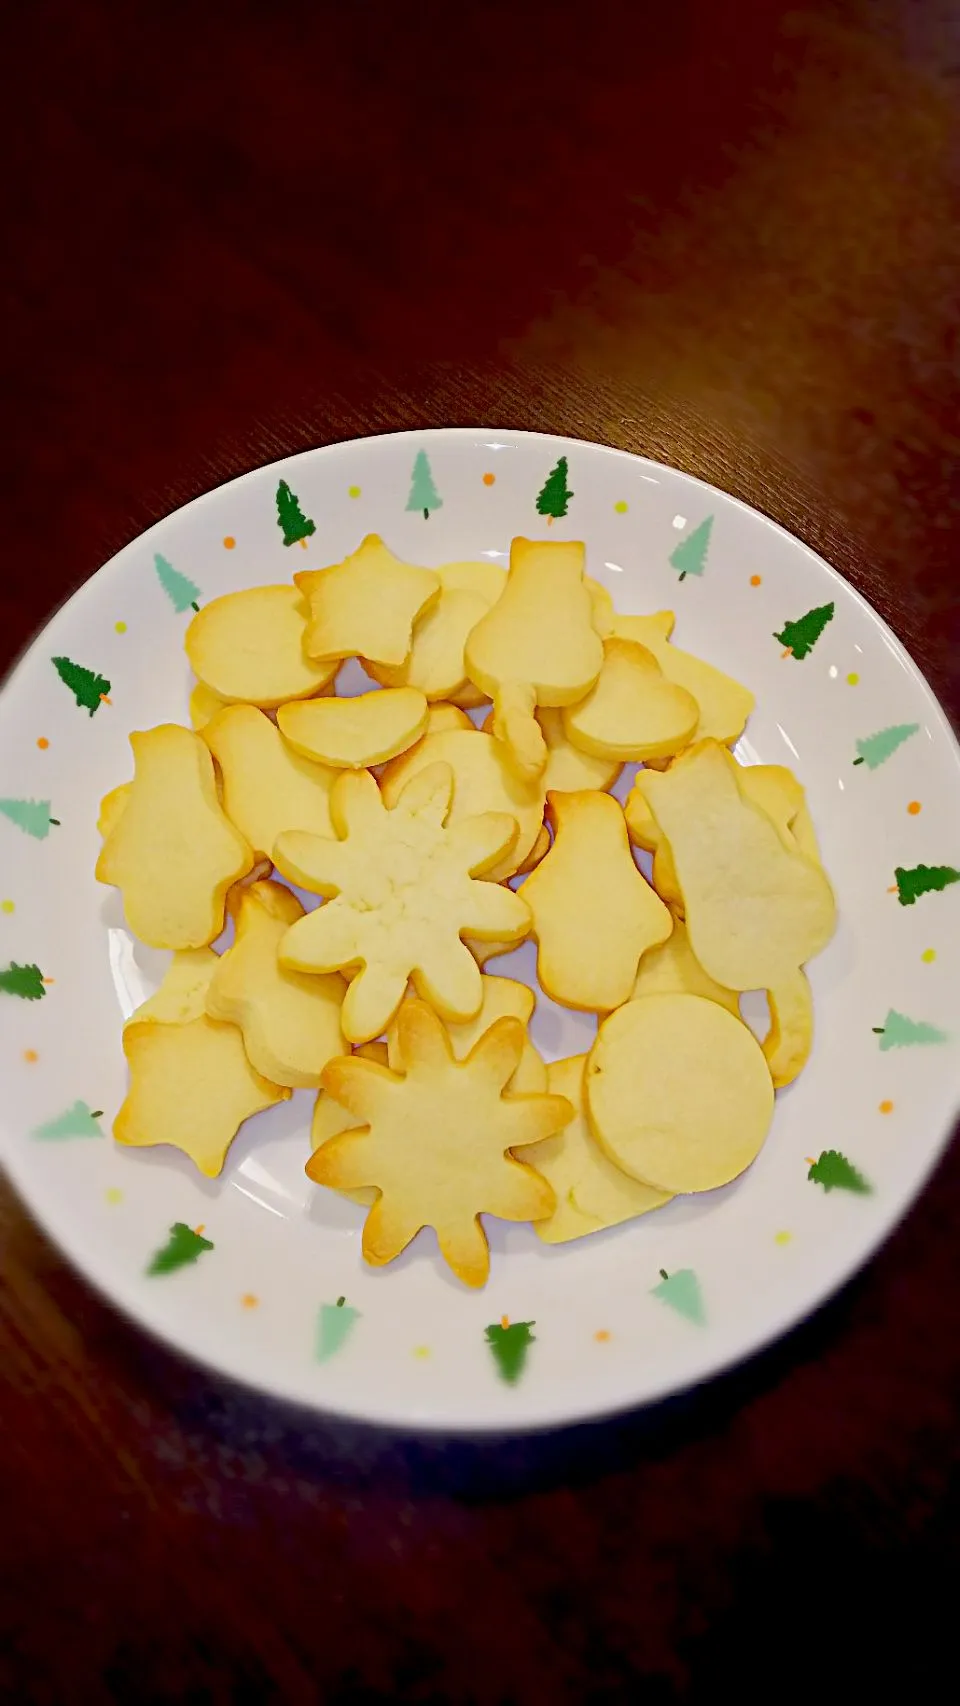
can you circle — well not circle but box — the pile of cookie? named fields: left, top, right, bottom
left=96, top=534, right=835, bottom=1288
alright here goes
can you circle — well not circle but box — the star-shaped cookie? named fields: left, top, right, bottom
left=307, top=1000, right=573, bottom=1286
left=294, top=533, right=440, bottom=667
left=273, top=763, right=531, bottom=1043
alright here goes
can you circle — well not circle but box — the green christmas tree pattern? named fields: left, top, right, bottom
left=316, top=1295, right=361, bottom=1362
left=485, top=1318, right=535, bottom=1384
left=147, top=1222, right=214, bottom=1276
left=651, top=1267, right=705, bottom=1325
left=0, top=962, right=47, bottom=1000
left=0, top=798, right=59, bottom=839
left=32, top=1100, right=103, bottom=1139
left=405, top=450, right=443, bottom=519
left=276, top=479, right=316, bottom=547
left=154, top=553, right=200, bottom=613
left=852, top=723, right=920, bottom=769
left=774, top=602, right=835, bottom=661
left=535, top=456, right=572, bottom=522
left=52, top=656, right=111, bottom=715
left=872, top=1009, right=949, bottom=1050
left=807, top=1151, right=871, bottom=1194
left=669, top=516, right=713, bottom=582
left=893, top=864, right=960, bottom=906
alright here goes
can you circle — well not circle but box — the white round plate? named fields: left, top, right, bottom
left=1, top=429, right=958, bottom=1431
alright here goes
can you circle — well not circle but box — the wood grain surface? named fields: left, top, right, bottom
left=3, top=1, right=958, bottom=1700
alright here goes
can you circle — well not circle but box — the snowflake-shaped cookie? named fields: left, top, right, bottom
left=274, top=763, right=531, bottom=1043
left=307, top=1000, right=574, bottom=1286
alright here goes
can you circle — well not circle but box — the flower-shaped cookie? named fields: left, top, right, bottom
left=273, top=763, right=531, bottom=1043
left=308, top=1000, right=573, bottom=1286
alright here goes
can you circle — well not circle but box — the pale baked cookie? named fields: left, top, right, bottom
left=202, top=704, right=338, bottom=860
left=517, top=1054, right=671, bottom=1242
left=186, top=585, right=337, bottom=707
left=379, top=726, right=546, bottom=882
left=96, top=724, right=254, bottom=949
left=563, top=637, right=699, bottom=763
left=307, top=1000, right=571, bottom=1287
left=637, top=741, right=836, bottom=992
left=464, top=538, right=603, bottom=779
left=294, top=534, right=440, bottom=667
left=520, top=789, right=672, bottom=1012
left=206, top=881, right=345, bottom=1089
left=586, top=993, right=774, bottom=1194
left=273, top=763, right=530, bottom=1043
left=276, top=687, right=427, bottom=769
left=386, top=973, right=547, bottom=1094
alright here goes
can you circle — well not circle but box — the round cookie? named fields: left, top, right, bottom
left=586, top=993, right=774, bottom=1193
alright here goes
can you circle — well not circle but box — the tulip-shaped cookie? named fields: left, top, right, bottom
left=587, top=993, right=774, bottom=1194
left=307, top=1000, right=572, bottom=1286
left=520, top=790, right=672, bottom=1012
left=273, top=763, right=530, bottom=1044
left=96, top=724, right=254, bottom=949
left=516, top=1055, right=671, bottom=1243
left=380, top=726, right=546, bottom=881
left=563, top=637, right=699, bottom=763
left=613, top=611, right=755, bottom=748
left=206, top=881, right=346, bottom=1088
left=464, top=538, right=603, bottom=779
left=202, top=705, right=339, bottom=861
left=116, top=950, right=289, bottom=1176
left=639, top=740, right=836, bottom=992
left=294, top=534, right=440, bottom=667
left=277, top=687, right=427, bottom=769
left=186, top=585, right=338, bottom=707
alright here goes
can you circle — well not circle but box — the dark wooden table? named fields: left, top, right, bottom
left=4, top=2, right=958, bottom=1699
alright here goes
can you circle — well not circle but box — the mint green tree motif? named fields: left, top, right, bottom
left=485, top=1319, right=535, bottom=1383
left=894, top=864, right=960, bottom=906
left=406, top=450, right=443, bottom=520
left=316, top=1295, right=361, bottom=1362
left=774, top=603, right=835, bottom=661
left=0, top=962, right=47, bottom=1000
left=651, top=1267, right=705, bottom=1325
left=807, top=1151, right=870, bottom=1194
left=147, top=1222, right=214, bottom=1275
left=872, top=1009, right=949, bottom=1050
left=535, top=456, right=572, bottom=522
left=0, top=799, right=59, bottom=839
left=853, top=723, right=920, bottom=769
left=154, top=553, right=200, bottom=613
left=669, top=516, right=713, bottom=582
left=32, top=1101, right=103, bottom=1139
left=52, top=656, right=111, bottom=715
left=276, top=479, right=316, bottom=547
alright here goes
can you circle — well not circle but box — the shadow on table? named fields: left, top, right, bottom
left=133, top=1269, right=867, bottom=1504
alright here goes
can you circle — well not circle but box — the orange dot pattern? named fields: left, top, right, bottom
left=879, top=1100, right=894, bottom=1114
left=907, top=800, right=922, bottom=815
left=223, top=535, right=236, bottom=549
left=482, top=472, right=496, bottom=486
left=750, top=574, right=762, bottom=586
left=36, top=737, right=49, bottom=750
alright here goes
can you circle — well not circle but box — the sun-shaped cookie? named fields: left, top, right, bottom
left=307, top=1000, right=573, bottom=1286
left=273, top=763, right=531, bottom=1043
